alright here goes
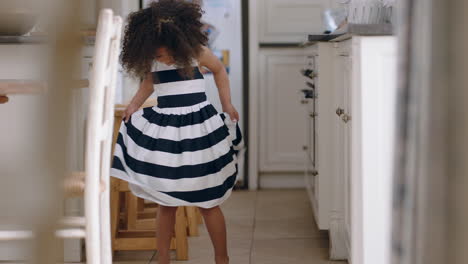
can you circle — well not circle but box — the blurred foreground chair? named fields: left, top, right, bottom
left=58, top=9, right=122, bottom=264
left=0, top=8, right=122, bottom=264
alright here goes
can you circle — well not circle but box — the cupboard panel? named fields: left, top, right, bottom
left=258, top=0, right=331, bottom=43
left=259, top=48, right=312, bottom=172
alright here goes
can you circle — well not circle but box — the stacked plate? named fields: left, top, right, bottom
left=345, top=0, right=394, bottom=24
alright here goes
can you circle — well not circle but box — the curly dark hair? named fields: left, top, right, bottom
left=120, top=0, right=208, bottom=79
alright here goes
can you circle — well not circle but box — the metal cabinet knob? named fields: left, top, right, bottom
left=302, top=145, right=308, bottom=150
left=336, top=108, right=344, bottom=116
left=309, top=112, right=318, bottom=118
left=341, top=114, right=351, bottom=123
left=301, top=99, right=309, bottom=104
left=311, top=170, right=319, bottom=176
left=306, top=82, right=315, bottom=89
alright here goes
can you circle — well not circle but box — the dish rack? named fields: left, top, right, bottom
left=342, top=0, right=394, bottom=24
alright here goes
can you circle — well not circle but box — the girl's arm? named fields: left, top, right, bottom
left=123, top=72, right=154, bottom=122
left=198, top=46, right=239, bottom=122
left=0, top=95, right=8, bottom=104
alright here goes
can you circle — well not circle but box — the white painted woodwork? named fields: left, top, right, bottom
left=259, top=172, right=306, bottom=189
left=302, top=43, right=336, bottom=231
left=248, top=0, right=260, bottom=190
left=349, top=36, right=396, bottom=264
left=258, top=0, right=332, bottom=43
left=325, top=36, right=396, bottom=263
left=259, top=48, right=313, bottom=172
left=330, top=39, right=351, bottom=259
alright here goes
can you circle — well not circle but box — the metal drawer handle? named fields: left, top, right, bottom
left=342, top=114, right=351, bottom=123
left=309, top=112, right=318, bottom=118
left=306, top=82, right=315, bottom=89
left=336, top=107, right=344, bottom=116
left=301, top=99, right=309, bottom=104
left=311, top=170, right=318, bottom=176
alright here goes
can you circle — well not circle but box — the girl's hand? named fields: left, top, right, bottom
left=122, top=104, right=138, bottom=123
left=0, top=95, right=9, bottom=104
left=222, top=104, right=240, bottom=122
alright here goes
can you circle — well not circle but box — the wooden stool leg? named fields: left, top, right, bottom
left=196, top=207, right=203, bottom=224
left=184, top=206, right=199, bottom=236
left=126, top=192, right=138, bottom=230
left=174, top=207, right=188, bottom=260
left=110, top=177, right=120, bottom=255
left=137, top=198, right=145, bottom=211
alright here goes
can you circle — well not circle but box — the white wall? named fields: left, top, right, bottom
left=201, top=0, right=244, bottom=120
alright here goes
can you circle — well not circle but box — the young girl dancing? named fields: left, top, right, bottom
left=110, top=1, right=244, bottom=263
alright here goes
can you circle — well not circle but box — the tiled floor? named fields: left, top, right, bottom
left=113, top=189, right=348, bottom=264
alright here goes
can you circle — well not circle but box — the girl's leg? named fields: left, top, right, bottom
left=198, top=205, right=230, bottom=264
left=156, top=205, right=178, bottom=264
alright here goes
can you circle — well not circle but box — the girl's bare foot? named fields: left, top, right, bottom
left=215, top=255, right=229, bottom=264
left=157, top=252, right=170, bottom=264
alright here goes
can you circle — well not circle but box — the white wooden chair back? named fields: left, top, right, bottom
left=0, top=8, right=122, bottom=264
left=84, top=9, right=122, bottom=264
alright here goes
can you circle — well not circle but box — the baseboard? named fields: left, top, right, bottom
left=259, top=172, right=305, bottom=188
left=329, top=217, right=349, bottom=261
left=64, top=239, right=83, bottom=262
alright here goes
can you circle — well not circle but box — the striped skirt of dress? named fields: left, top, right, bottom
left=110, top=99, right=243, bottom=208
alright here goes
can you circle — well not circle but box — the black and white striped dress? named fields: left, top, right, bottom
left=110, top=60, right=243, bottom=208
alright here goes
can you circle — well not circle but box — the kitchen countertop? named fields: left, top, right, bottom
left=306, top=23, right=394, bottom=44
left=330, top=23, right=394, bottom=41
left=0, top=35, right=47, bottom=44
left=0, top=31, right=96, bottom=45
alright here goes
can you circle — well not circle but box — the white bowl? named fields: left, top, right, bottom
left=0, top=11, right=38, bottom=36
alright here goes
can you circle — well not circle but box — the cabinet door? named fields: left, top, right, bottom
left=329, top=44, right=352, bottom=259
left=258, top=0, right=332, bottom=43
left=333, top=54, right=346, bottom=215
left=342, top=55, right=352, bottom=237
left=335, top=40, right=353, bottom=238
left=350, top=36, right=397, bottom=264
left=259, top=48, right=311, bottom=172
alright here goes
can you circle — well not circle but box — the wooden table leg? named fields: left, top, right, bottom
left=126, top=192, right=138, bottom=230
left=175, top=207, right=188, bottom=260
left=110, top=177, right=120, bottom=255
left=184, top=206, right=199, bottom=236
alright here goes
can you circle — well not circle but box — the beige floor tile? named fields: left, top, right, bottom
left=226, top=217, right=255, bottom=240
left=254, top=218, right=328, bottom=240
left=256, top=189, right=309, bottom=203
left=113, top=250, right=155, bottom=262
left=123, top=189, right=341, bottom=264
left=221, top=190, right=257, bottom=220
left=255, top=190, right=314, bottom=221
left=251, top=238, right=330, bottom=264
left=150, top=236, right=212, bottom=263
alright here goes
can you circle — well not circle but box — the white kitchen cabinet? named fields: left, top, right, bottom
left=328, top=36, right=397, bottom=263
left=301, top=43, right=336, bottom=231
left=258, top=48, right=313, bottom=172
left=258, top=0, right=332, bottom=43
left=328, top=39, right=352, bottom=260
